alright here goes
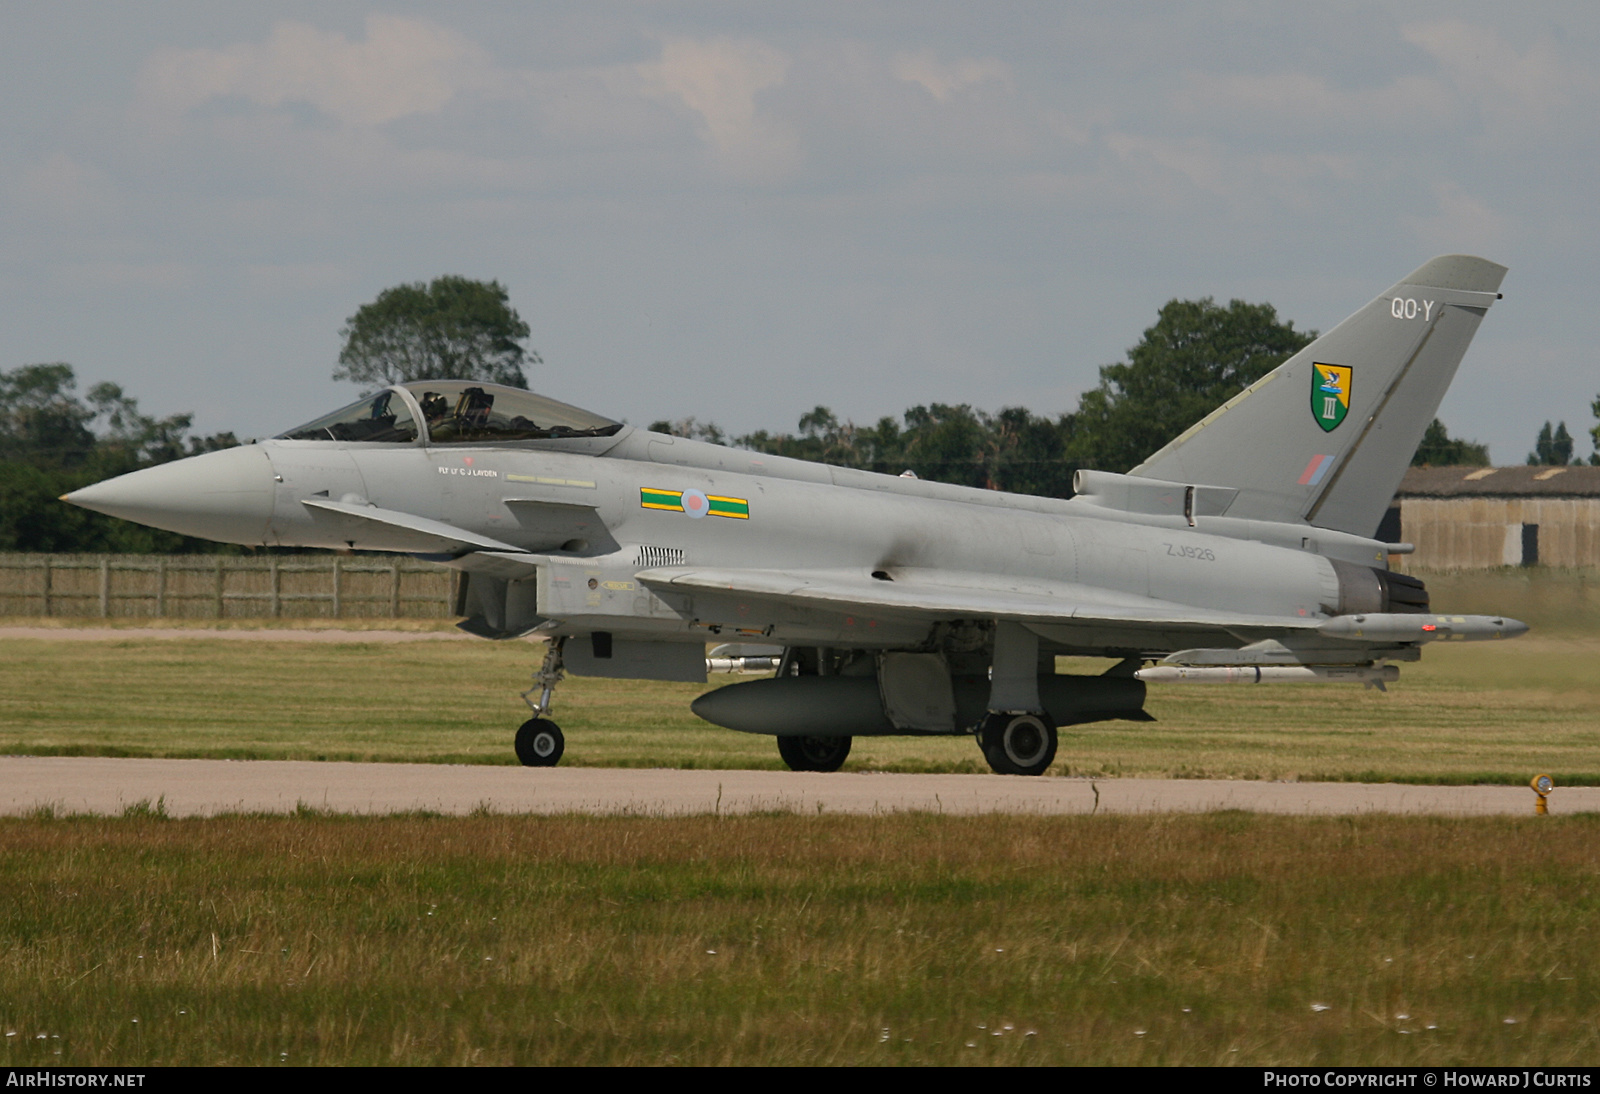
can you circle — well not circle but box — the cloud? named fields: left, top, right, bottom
left=636, top=36, right=799, bottom=178
left=1403, top=181, right=1510, bottom=252
left=1401, top=20, right=1597, bottom=132
left=1180, top=21, right=1600, bottom=144
left=243, top=263, right=351, bottom=294
left=892, top=50, right=1011, bottom=102
left=134, top=22, right=805, bottom=184
left=15, top=152, right=116, bottom=219
left=137, top=14, right=492, bottom=126
left=58, top=261, right=193, bottom=291
left=1102, top=133, right=1231, bottom=200
left=1179, top=70, right=1455, bottom=133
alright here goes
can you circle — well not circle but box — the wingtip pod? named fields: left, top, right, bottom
left=1398, top=254, right=1509, bottom=295
left=1318, top=613, right=1529, bottom=643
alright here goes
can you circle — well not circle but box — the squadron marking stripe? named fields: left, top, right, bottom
left=640, top=488, right=750, bottom=518
left=706, top=495, right=750, bottom=518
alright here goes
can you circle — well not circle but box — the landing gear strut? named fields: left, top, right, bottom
left=516, top=638, right=566, bottom=768
left=977, top=711, right=1057, bottom=776
left=777, top=735, right=853, bottom=772
left=976, top=621, right=1057, bottom=776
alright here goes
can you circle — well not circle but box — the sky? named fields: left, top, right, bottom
left=4, top=2, right=1598, bottom=463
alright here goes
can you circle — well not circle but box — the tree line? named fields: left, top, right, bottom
left=0, top=364, right=238, bottom=552
left=1526, top=412, right=1600, bottom=466
left=11, top=274, right=1588, bottom=554
left=655, top=297, right=1497, bottom=487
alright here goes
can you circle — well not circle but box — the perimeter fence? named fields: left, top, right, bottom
left=0, top=554, right=458, bottom=621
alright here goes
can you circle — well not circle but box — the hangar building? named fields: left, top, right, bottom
left=1385, top=465, right=1600, bottom=571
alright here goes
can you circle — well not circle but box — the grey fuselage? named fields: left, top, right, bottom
left=251, top=424, right=1384, bottom=655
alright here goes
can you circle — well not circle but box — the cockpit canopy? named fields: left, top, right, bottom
left=278, top=381, right=622, bottom=445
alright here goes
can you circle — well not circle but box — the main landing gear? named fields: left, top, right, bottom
left=973, top=622, right=1058, bottom=776
left=777, top=735, right=853, bottom=773
left=516, top=638, right=567, bottom=767
left=977, top=711, right=1058, bottom=777
left=769, top=646, right=854, bottom=772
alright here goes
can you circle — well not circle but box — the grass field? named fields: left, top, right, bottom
left=3, top=811, right=1597, bottom=1066
left=3, top=571, right=1596, bottom=1067
left=2, top=570, right=1597, bottom=783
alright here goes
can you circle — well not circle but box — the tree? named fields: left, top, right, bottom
left=1069, top=298, right=1316, bottom=473
left=651, top=294, right=1318, bottom=495
left=335, top=276, right=538, bottom=390
left=1411, top=419, right=1489, bottom=466
left=647, top=416, right=727, bottom=445
left=1590, top=395, right=1600, bottom=466
left=898, top=404, right=993, bottom=488
left=0, top=363, right=238, bottom=553
left=0, top=363, right=96, bottom=467
left=1528, top=421, right=1574, bottom=466
left=725, top=402, right=1077, bottom=496
left=0, top=363, right=228, bottom=470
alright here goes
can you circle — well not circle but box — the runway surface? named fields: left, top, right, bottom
left=1, top=756, right=1591, bottom=818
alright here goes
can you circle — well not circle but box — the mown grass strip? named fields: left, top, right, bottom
left=2, top=812, right=1598, bottom=1066
left=2, top=634, right=1597, bottom=782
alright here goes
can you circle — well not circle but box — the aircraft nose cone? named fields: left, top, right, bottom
left=63, top=445, right=277, bottom=545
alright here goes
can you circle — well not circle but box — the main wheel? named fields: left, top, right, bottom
left=515, top=718, right=565, bottom=767
left=777, top=735, right=852, bottom=772
left=978, top=712, right=1057, bottom=776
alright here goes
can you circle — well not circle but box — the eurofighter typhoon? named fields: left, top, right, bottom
left=65, top=256, right=1526, bottom=775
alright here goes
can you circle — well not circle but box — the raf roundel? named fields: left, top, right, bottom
left=680, top=489, right=710, bottom=519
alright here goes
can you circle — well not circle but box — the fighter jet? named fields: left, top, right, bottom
left=64, top=255, right=1527, bottom=775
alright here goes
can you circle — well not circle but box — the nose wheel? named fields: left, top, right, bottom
left=515, top=718, right=565, bottom=766
left=516, top=638, right=567, bottom=767
left=977, top=712, right=1057, bottom=776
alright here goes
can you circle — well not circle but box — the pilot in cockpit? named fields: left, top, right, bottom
left=458, top=387, right=495, bottom=430
left=278, top=381, right=624, bottom=445
left=419, top=391, right=450, bottom=425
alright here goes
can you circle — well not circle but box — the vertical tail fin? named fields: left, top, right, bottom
left=1131, top=255, right=1506, bottom=537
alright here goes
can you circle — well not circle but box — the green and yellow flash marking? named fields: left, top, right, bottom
left=706, top=494, right=750, bottom=518
left=640, top=488, right=749, bottom=519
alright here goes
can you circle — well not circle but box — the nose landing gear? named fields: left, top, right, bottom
left=516, top=638, right=567, bottom=768
left=515, top=718, right=565, bottom=766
